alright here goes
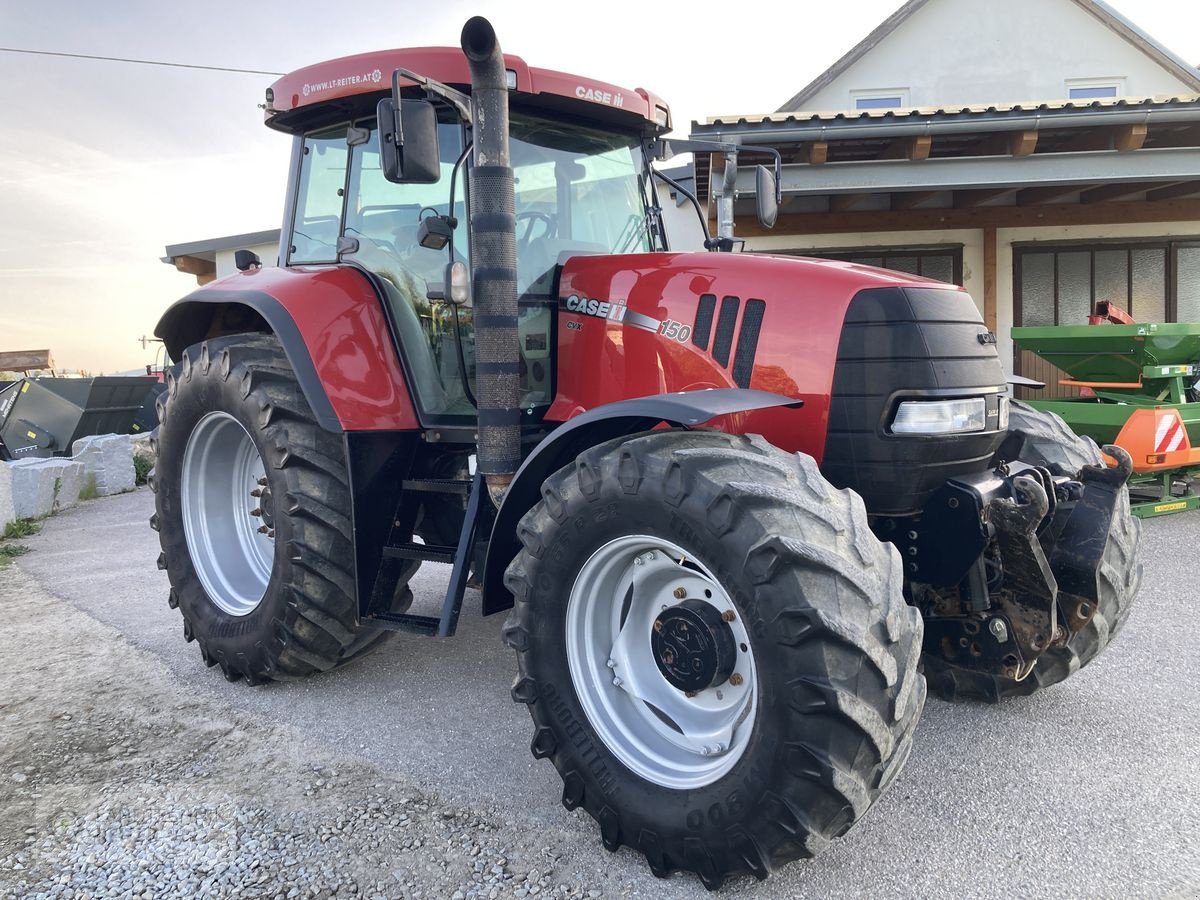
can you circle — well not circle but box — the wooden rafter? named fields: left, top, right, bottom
left=1145, top=180, right=1200, bottom=202
left=172, top=255, right=216, bottom=277
left=953, top=187, right=1016, bottom=208
left=830, top=193, right=873, bottom=213
left=1115, top=123, right=1148, bottom=152
left=1009, top=130, right=1039, bottom=157
left=1016, top=183, right=1086, bottom=206
left=881, top=134, right=933, bottom=161
left=1079, top=181, right=1171, bottom=204
left=892, top=190, right=940, bottom=210
left=806, top=141, right=829, bottom=165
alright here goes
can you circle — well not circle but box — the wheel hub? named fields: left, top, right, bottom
left=257, top=484, right=275, bottom=529
left=651, top=599, right=736, bottom=692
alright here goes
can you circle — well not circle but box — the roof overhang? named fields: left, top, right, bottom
left=689, top=97, right=1200, bottom=230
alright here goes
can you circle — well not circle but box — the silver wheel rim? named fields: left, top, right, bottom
left=180, top=412, right=274, bottom=616
left=565, top=535, right=758, bottom=790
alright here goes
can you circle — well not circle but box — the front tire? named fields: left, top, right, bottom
left=504, top=431, right=925, bottom=887
left=151, top=333, right=405, bottom=683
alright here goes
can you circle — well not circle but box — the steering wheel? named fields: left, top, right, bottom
left=516, top=211, right=557, bottom=250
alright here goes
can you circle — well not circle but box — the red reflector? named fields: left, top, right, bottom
left=1147, top=453, right=1166, bottom=464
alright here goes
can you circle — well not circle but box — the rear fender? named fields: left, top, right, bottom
left=481, top=388, right=802, bottom=615
left=155, top=267, right=418, bottom=432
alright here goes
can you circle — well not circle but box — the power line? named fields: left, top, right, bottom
left=0, top=46, right=282, bottom=76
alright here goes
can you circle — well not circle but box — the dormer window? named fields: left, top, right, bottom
left=851, top=88, right=909, bottom=110
left=1066, top=77, right=1125, bottom=99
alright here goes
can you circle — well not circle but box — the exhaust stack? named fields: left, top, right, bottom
left=461, top=16, right=521, bottom=506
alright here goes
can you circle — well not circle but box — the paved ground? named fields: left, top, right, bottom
left=2, top=487, right=1198, bottom=898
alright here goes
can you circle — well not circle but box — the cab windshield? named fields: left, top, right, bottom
left=286, top=110, right=656, bottom=423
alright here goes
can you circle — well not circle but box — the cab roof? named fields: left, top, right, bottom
left=265, top=47, right=670, bottom=136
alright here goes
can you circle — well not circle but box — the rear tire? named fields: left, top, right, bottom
left=150, top=333, right=407, bottom=683
left=505, top=431, right=925, bottom=887
left=925, top=401, right=1141, bottom=702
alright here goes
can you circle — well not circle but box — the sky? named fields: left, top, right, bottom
left=2, top=0, right=1200, bottom=372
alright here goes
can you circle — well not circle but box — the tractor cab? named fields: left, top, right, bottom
left=266, top=49, right=669, bottom=427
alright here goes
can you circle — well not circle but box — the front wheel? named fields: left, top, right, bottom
left=504, top=431, right=925, bottom=887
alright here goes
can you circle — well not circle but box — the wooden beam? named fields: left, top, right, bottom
left=881, top=135, right=933, bottom=161
left=1009, top=130, right=1039, bottom=157
left=829, top=194, right=873, bottom=213
left=172, top=254, right=216, bottom=278
left=807, top=141, right=829, bottom=165
left=1116, top=123, right=1148, bottom=152
left=1016, top=183, right=1086, bottom=206
left=1145, top=180, right=1200, bottom=202
left=954, top=187, right=1017, bottom=208
left=1079, top=181, right=1173, bottom=204
left=733, top=197, right=1200, bottom=237
left=983, top=226, right=997, bottom=333
left=0, top=350, right=53, bottom=372
left=892, top=190, right=940, bottom=210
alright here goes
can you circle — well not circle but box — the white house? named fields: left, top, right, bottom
left=692, top=0, right=1200, bottom=395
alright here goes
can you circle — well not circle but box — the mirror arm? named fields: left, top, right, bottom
left=394, top=67, right=473, bottom=126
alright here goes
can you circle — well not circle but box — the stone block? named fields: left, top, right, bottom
left=0, top=464, right=15, bottom=530
left=71, top=433, right=136, bottom=496
left=8, top=458, right=85, bottom=519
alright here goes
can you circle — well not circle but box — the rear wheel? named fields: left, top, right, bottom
left=505, top=431, right=925, bottom=887
left=925, top=401, right=1141, bottom=702
left=151, top=333, right=408, bottom=683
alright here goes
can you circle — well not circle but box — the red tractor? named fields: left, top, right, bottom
left=150, top=18, right=1141, bottom=888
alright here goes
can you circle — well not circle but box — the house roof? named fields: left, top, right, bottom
left=777, top=0, right=1200, bottom=112
left=162, top=229, right=281, bottom=265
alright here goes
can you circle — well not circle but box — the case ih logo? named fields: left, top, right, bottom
left=302, top=68, right=383, bottom=98
left=575, top=86, right=624, bottom=107
left=561, top=293, right=693, bottom=343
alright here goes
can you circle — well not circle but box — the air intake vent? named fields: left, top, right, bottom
left=692, top=294, right=716, bottom=350
left=731, top=299, right=766, bottom=388
left=712, top=296, right=740, bottom=367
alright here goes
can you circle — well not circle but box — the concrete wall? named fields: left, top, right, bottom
left=803, top=0, right=1195, bottom=110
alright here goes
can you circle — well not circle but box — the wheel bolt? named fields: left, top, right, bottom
left=606, top=659, right=616, bottom=669
left=612, top=676, right=622, bottom=687
left=729, top=673, right=744, bottom=687
left=685, top=690, right=698, bottom=698
left=257, top=477, right=268, bottom=486
left=701, top=745, right=713, bottom=756
left=250, top=508, right=263, bottom=517
left=721, top=610, right=736, bottom=623
left=653, top=621, right=663, bottom=633
left=257, top=525, right=270, bottom=534
left=673, top=587, right=687, bottom=599
left=250, top=488, right=263, bottom=498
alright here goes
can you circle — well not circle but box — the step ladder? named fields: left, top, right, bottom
left=363, top=472, right=485, bottom=638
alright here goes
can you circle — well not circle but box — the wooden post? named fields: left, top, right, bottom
left=983, top=225, right=998, bottom=334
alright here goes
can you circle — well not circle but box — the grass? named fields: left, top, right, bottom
left=133, top=454, right=152, bottom=486
left=0, top=543, right=29, bottom=567
left=3, top=518, right=41, bottom=540
left=78, top=474, right=98, bottom=502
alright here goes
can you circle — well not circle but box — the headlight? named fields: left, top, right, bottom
left=891, top=398, right=987, bottom=435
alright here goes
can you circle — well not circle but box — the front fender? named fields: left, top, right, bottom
left=480, top=388, right=802, bottom=615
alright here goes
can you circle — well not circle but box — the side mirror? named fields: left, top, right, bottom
left=755, top=164, right=779, bottom=230
left=377, top=98, right=441, bottom=184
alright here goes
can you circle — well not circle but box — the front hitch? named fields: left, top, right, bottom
left=916, top=446, right=1134, bottom=681
left=1046, top=445, right=1133, bottom=635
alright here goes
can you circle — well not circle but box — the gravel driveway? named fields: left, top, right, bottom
left=1, top=488, right=1197, bottom=899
